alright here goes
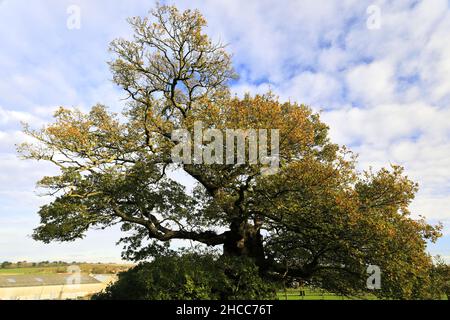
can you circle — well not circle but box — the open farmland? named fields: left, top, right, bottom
left=0, top=263, right=132, bottom=276
left=0, top=263, right=129, bottom=300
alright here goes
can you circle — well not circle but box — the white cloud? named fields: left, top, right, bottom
left=279, top=72, right=343, bottom=109
left=0, top=106, right=43, bottom=127
left=323, top=103, right=450, bottom=145
left=318, top=47, right=350, bottom=73
left=346, top=60, right=396, bottom=106
left=411, top=196, right=450, bottom=223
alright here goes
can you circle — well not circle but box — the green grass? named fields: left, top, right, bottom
left=277, top=288, right=378, bottom=300
left=277, top=288, right=449, bottom=300
left=0, top=264, right=131, bottom=275
left=0, top=267, right=62, bottom=275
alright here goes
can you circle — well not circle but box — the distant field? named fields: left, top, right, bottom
left=0, top=267, right=60, bottom=275
left=0, top=264, right=131, bottom=275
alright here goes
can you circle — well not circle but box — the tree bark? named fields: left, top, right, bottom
left=222, top=221, right=267, bottom=272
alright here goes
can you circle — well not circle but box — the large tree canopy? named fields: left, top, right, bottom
left=19, top=5, right=442, bottom=299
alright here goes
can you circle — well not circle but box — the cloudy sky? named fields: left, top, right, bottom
left=0, top=0, right=449, bottom=263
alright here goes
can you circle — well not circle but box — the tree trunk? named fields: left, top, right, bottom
left=222, top=221, right=267, bottom=272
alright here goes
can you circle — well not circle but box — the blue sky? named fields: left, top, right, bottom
left=0, top=0, right=449, bottom=262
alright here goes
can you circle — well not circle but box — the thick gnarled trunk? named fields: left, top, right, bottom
left=222, top=221, right=267, bottom=271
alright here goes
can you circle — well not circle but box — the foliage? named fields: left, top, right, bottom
left=429, top=258, right=450, bottom=299
left=92, top=253, right=277, bottom=300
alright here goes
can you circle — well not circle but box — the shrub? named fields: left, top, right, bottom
left=92, top=254, right=277, bottom=300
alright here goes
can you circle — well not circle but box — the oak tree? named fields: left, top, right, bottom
left=19, top=5, right=442, bottom=299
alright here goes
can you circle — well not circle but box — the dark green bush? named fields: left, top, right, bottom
left=92, top=254, right=277, bottom=300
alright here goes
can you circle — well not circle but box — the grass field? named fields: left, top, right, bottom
left=0, top=264, right=131, bottom=275
left=277, top=288, right=378, bottom=300
left=0, top=267, right=61, bottom=275
left=277, top=288, right=449, bottom=300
